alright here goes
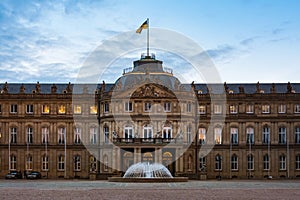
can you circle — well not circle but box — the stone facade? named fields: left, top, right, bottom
left=0, top=56, right=300, bottom=179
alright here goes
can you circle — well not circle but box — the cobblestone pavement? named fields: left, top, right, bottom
left=0, top=180, right=300, bottom=199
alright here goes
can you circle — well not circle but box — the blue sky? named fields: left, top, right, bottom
left=1, top=0, right=300, bottom=83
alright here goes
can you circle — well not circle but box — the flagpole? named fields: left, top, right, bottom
left=147, top=18, right=149, bottom=57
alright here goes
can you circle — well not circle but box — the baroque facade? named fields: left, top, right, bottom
left=0, top=55, right=300, bottom=179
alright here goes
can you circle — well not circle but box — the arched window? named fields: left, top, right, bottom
left=42, top=127, right=49, bottom=144
left=246, top=127, right=254, bottom=144
left=231, top=154, right=238, bottom=170
left=215, top=154, right=222, bottom=170
left=163, top=126, right=172, bottom=140
left=74, top=155, right=81, bottom=171
left=230, top=127, right=238, bottom=144
left=247, top=154, right=254, bottom=170
left=103, top=155, right=109, bottom=172
left=263, top=154, right=269, bottom=170
left=262, top=126, right=270, bottom=144
left=188, top=155, right=193, bottom=171
left=279, top=127, right=286, bottom=144
left=10, top=127, right=17, bottom=144
left=124, top=125, right=134, bottom=139
left=90, top=127, right=97, bottom=144
left=198, top=128, right=206, bottom=144
left=27, top=127, right=33, bottom=144
left=42, top=154, right=49, bottom=171
left=214, top=127, right=222, bottom=144
left=90, top=156, right=97, bottom=172
left=58, top=127, right=66, bottom=144
left=143, top=125, right=153, bottom=139
left=104, top=126, right=109, bottom=143
left=58, top=155, right=65, bottom=171
left=74, top=127, right=81, bottom=144
left=10, top=155, right=17, bottom=170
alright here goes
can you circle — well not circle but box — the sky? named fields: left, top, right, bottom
left=1, top=0, right=300, bottom=84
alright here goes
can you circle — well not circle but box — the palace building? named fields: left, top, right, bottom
left=0, top=54, right=300, bottom=179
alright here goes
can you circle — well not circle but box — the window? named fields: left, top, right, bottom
left=42, top=105, right=50, bottom=114
left=124, top=101, right=133, bottom=112
left=230, top=127, right=238, bottom=144
left=199, top=156, right=206, bottom=171
left=0, top=104, right=1, bottom=113
left=295, top=127, right=300, bottom=144
left=279, top=155, right=286, bottom=170
left=247, top=154, right=254, bottom=170
left=231, top=154, right=238, bottom=170
left=214, top=104, right=222, bottom=114
left=215, top=155, right=222, bottom=170
left=73, top=105, right=82, bottom=114
left=187, top=125, right=192, bottom=143
left=104, top=155, right=108, bottom=172
left=143, top=125, right=153, bottom=139
left=246, top=127, right=254, bottom=144
left=104, top=126, right=109, bottom=143
left=90, top=127, right=97, bottom=144
left=263, top=154, right=269, bottom=170
left=164, top=102, right=171, bottom=112
left=10, top=155, right=17, bottom=170
left=144, top=102, right=151, bottom=112
left=198, top=128, right=206, bottom=144
left=214, top=127, right=222, bottom=144
left=42, top=155, right=49, bottom=171
left=187, top=103, right=192, bottom=113
left=246, top=104, right=254, bottom=114
left=74, top=155, right=81, bottom=171
left=124, top=126, right=134, bottom=139
left=230, top=105, right=238, bottom=114
left=58, top=127, right=66, bottom=144
left=279, top=127, right=286, bottom=144
left=26, top=104, right=34, bottom=114
left=42, top=127, right=49, bottom=144
left=296, top=155, right=300, bottom=170
left=10, top=127, right=17, bottom=144
left=199, top=105, right=206, bottom=114
left=74, top=127, right=81, bottom=144
left=163, top=126, right=172, bottom=139
left=263, top=126, right=270, bottom=144
left=104, top=103, right=109, bottom=113
left=295, top=104, right=300, bottom=113
left=58, top=155, right=65, bottom=171
left=26, top=155, right=33, bottom=170
left=90, top=105, right=97, bottom=114
left=27, top=127, right=33, bottom=144
left=58, top=105, right=66, bottom=114
left=278, top=104, right=286, bottom=113
left=10, top=104, right=18, bottom=113
left=262, top=105, right=270, bottom=113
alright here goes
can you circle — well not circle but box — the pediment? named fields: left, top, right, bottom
left=131, top=84, right=176, bottom=98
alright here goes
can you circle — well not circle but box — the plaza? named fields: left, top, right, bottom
left=0, top=179, right=300, bottom=199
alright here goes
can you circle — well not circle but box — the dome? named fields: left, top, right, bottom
left=123, top=162, right=173, bottom=178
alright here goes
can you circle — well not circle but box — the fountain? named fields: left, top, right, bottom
left=108, top=162, right=188, bottom=182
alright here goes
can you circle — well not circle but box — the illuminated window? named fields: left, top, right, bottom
left=199, top=105, right=206, bottom=114
left=58, top=105, right=66, bottom=114
left=229, top=105, right=238, bottom=114
left=246, top=104, right=254, bottom=114
left=42, top=105, right=50, bottom=114
left=278, top=104, right=286, bottom=113
left=198, top=128, right=206, bottom=144
left=230, top=127, right=238, bottom=144
left=90, top=105, right=97, bottom=114
left=73, top=105, right=82, bottom=114
left=262, top=105, right=270, bottom=113
left=214, top=127, right=222, bottom=144
left=214, top=104, right=222, bottom=114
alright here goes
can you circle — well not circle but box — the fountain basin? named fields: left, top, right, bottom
left=108, top=177, right=188, bottom=182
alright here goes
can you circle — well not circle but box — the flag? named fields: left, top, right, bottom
left=136, top=19, right=148, bottom=34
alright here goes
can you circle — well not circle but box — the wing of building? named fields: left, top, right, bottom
left=0, top=54, right=300, bottom=180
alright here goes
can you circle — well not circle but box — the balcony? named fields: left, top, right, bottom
left=112, top=138, right=182, bottom=144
